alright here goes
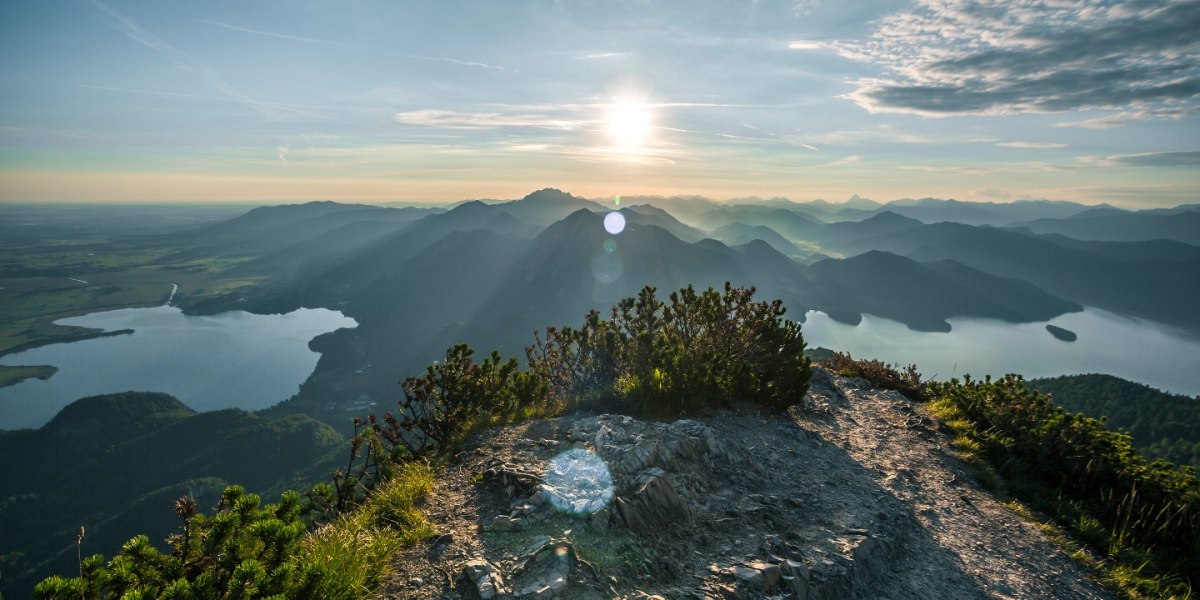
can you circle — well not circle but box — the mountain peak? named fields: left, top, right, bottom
left=843, top=193, right=877, bottom=208
left=42, top=392, right=194, bottom=439
left=520, top=188, right=586, bottom=204
left=392, top=371, right=1112, bottom=600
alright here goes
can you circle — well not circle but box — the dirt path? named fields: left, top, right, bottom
left=376, top=369, right=1113, bottom=599
left=796, top=370, right=1112, bottom=599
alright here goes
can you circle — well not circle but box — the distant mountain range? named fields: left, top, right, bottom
left=6, top=190, right=1199, bottom=597
left=170, top=189, right=1199, bottom=428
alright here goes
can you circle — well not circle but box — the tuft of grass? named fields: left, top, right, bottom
left=299, top=521, right=402, bottom=600
left=294, top=463, right=436, bottom=599
left=360, top=464, right=437, bottom=544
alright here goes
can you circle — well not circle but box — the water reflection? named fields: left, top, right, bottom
left=802, top=307, right=1200, bottom=396
left=0, top=306, right=356, bottom=429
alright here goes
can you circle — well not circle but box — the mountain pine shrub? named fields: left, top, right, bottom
left=34, top=463, right=434, bottom=600
left=819, top=351, right=926, bottom=402
left=928, top=374, right=1200, bottom=598
left=527, top=283, right=812, bottom=416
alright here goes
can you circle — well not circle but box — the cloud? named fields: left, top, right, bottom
left=579, top=52, right=631, bottom=60
left=394, top=109, right=588, bottom=130
left=1070, top=183, right=1200, bottom=207
left=973, top=188, right=1011, bottom=199
left=792, top=0, right=821, bottom=16
left=804, top=126, right=931, bottom=146
left=1054, top=106, right=1200, bottom=129
left=996, top=141, right=1067, bottom=149
left=1082, top=150, right=1200, bottom=167
left=199, top=19, right=352, bottom=47
left=787, top=40, right=827, bottom=50
left=822, top=155, right=861, bottom=167
left=899, top=165, right=992, bottom=175
left=91, top=1, right=282, bottom=119
left=198, top=18, right=506, bottom=71
left=839, top=0, right=1200, bottom=117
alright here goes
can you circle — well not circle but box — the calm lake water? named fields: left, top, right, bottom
left=802, top=307, right=1200, bottom=397
left=0, top=306, right=357, bottom=429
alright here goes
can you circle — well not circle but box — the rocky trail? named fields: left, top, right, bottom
left=376, top=369, right=1113, bottom=599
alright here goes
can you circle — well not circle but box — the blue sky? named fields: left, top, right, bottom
left=0, top=0, right=1197, bottom=206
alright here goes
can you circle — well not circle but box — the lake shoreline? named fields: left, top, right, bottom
left=803, top=307, right=1200, bottom=398
left=0, top=327, right=134, bottom=361
left=0, top=306, right=356, bottom=430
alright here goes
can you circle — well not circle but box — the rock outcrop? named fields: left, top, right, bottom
left=382, top=369, right=1113, bottom=599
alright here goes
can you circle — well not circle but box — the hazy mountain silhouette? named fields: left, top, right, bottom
left=1009, top=209, right=1200, bottom=244
left=692, top=205, right=824, bottom=239
left=709, top=222, right=805, bottom=258
left=837, top=222, right=1200, bottom=331
left=167, top=190, right=1200, bottom=433
left=815, top=211, right=923, bottom=243
left=491, top=188, right=603, bottom=225
left=184, top=202, right=435, bottom=255
left=809, top=251, right=1080, bottom=332
left=620, top=204, right=707, bottom=242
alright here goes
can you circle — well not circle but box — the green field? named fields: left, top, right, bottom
left=0, top=241, right=260, bottom=356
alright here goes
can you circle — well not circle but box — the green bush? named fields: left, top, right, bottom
left=33, top=464, right=435, bottom=600
left=928, top=374, right=1200, bottom=597
left=35, top=486, right=314, bottom=599
left=528, top=283, right=812, bottom=416
left=385, top=284, right=812, bottom=459
left=818, top=351, right=926, bottom=402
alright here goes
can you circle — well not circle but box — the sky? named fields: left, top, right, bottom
left=0, top=0, right=1197, bottom=207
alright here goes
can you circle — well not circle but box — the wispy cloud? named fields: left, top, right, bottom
left=1081, top=150, right=1200, bottom=167
left=505, top=141, right=682, bottom=167
left=1054, top=106, right=1200, bottom=129
left=199, top=19, right=352, bottom=47
left=838, top=0, right=1200, bottom=117
left=972, top=188, right=1011, bottom=199
left=712, top=125, right=819, bottom=151
left=822, top=155, right=861, bottom=167
left=804, top=126, right=930, bottom=146
left=787, top=40, right=827, bottom=50
left=996, top=141, right=1067, bottom=149
left=393, top=108, right=589, bottom=130
left=198, top=18, right=507, bottom=71
left=1069, top=183, right=1200, bottom=207
left=74, top=84, right=332, bottom=120
left=91, top=1, right=281, bottom=119
left=392, top=101, right=780, bottom=133
left=579, top=52, right=630, bottom=60
left=900, top=165, right=992, bottom=175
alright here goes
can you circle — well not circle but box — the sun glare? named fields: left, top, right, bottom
left=605, top=99, right=653, bottom=148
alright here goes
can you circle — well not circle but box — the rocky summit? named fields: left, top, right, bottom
left=378, top=369, right=1112, bottom=599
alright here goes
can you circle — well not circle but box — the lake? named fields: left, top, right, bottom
left=0, top=306, right=357, bottom=429
left=802, top=307, right=1200, bottom=397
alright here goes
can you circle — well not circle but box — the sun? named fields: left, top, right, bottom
left=605, top=99, right=653, bottom=148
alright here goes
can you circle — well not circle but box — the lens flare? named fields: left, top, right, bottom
left=541, top=448, right=614, bottom=516
left=602, top=238, right=617, bottom=253
left=604, top=211, right=626, bottom=235
left=590, top=251, right=623, bottom=284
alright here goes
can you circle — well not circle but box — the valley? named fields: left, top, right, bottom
left=3, top=191, right=1199, bottom=598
